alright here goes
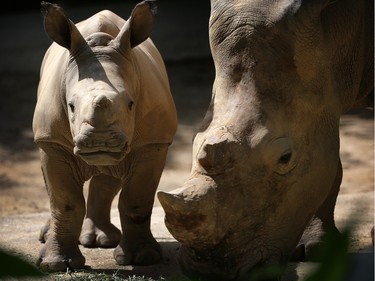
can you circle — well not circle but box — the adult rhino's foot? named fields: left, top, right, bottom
left=79, top=218, right=121, bottom=248
left=291, top=241, right=323, bottom=261
left=291, top=218, right=341, bottom=261
left=37, top=241, right=85, bottom=272
left=113, top=237, right=161, bottom=265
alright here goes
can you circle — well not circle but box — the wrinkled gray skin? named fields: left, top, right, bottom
left=33, top=1, right=177, bottom=272
left=158, top=0, right=373, bottom=279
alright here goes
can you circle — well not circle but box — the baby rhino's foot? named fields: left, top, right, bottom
left=37, top=240, right=85, bottom=272
left=79, top=218, right=121, bottom=248
left=114, top=237, right=161, bottom=265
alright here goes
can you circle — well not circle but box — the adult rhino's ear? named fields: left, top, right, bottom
left=113, top=0, right=156, bottom=50
left=41, top=2, right=84, bottom=52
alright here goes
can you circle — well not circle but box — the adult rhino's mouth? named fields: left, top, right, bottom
left=178, top=243, right=284, bottom=281
left=178, top=244, right=257, bottom=281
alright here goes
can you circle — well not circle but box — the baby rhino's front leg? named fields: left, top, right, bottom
left=37, top=145, right=86, bottom=272
left=114, top=144, right=169, bottom=265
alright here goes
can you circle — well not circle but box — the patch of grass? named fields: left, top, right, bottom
left=51, top=271, right=194, bottom=281
left=52, top=272, right=160, bottom=281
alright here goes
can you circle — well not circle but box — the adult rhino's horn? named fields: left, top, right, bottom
left=157, top=191, right=186, bottom=213
left=41, top=2, right=84, bottom=52
left=158, top=177, right=217, bottom=213
left=113, top=0, right=156, bottom=50
left=158, top=179, right=219, bottom=245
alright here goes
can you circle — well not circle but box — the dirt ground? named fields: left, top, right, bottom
left=0, top=3, right=373, bottom=280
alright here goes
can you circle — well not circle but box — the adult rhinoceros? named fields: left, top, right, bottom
left=158, top=0, right=373, bottom=279
left=33, top=1, right=177, bottom=272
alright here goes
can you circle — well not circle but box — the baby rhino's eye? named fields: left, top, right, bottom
left=128, top=101, right=135, bottom=111
left=68, top=101, right=75, bottom=113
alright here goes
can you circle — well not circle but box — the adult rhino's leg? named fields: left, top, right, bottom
left=80, top=174, right=122, bottom=248
left=37, top=145, right=86, bottom=272
left=293, top=159, right=342, bottom=261
left=114, top=143, right=168, bottom=266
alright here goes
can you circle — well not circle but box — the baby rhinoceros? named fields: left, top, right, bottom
left=33, top=1, right=177, bottom=272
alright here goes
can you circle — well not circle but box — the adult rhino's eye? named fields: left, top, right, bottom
left=68, top=102, right=75, bottom=113
left=267, top=137, right=296, bottom=175
left=128, top=101, right=135, bottom=111
left=279, top=152, right=292, bottom=164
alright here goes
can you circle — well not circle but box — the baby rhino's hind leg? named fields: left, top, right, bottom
left=39, top=218, right=51, bottom=243
left=80, top=174, right=122, bottom=248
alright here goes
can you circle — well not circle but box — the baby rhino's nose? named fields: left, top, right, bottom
left=93, top=94, right=111, bottom=108
left=89, top=94, right=116, bottom=127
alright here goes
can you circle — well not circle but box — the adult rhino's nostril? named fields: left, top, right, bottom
left=93, top=94, right=111, bottom=108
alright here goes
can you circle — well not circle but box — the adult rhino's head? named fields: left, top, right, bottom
left=41, top=1, right=155, bottom=165
left=158, top=0, right=372, bottom=279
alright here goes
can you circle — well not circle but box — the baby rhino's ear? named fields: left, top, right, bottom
left=112, top=0, right=157, bottom=50
left=41, top=1, right=84, bottom=52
